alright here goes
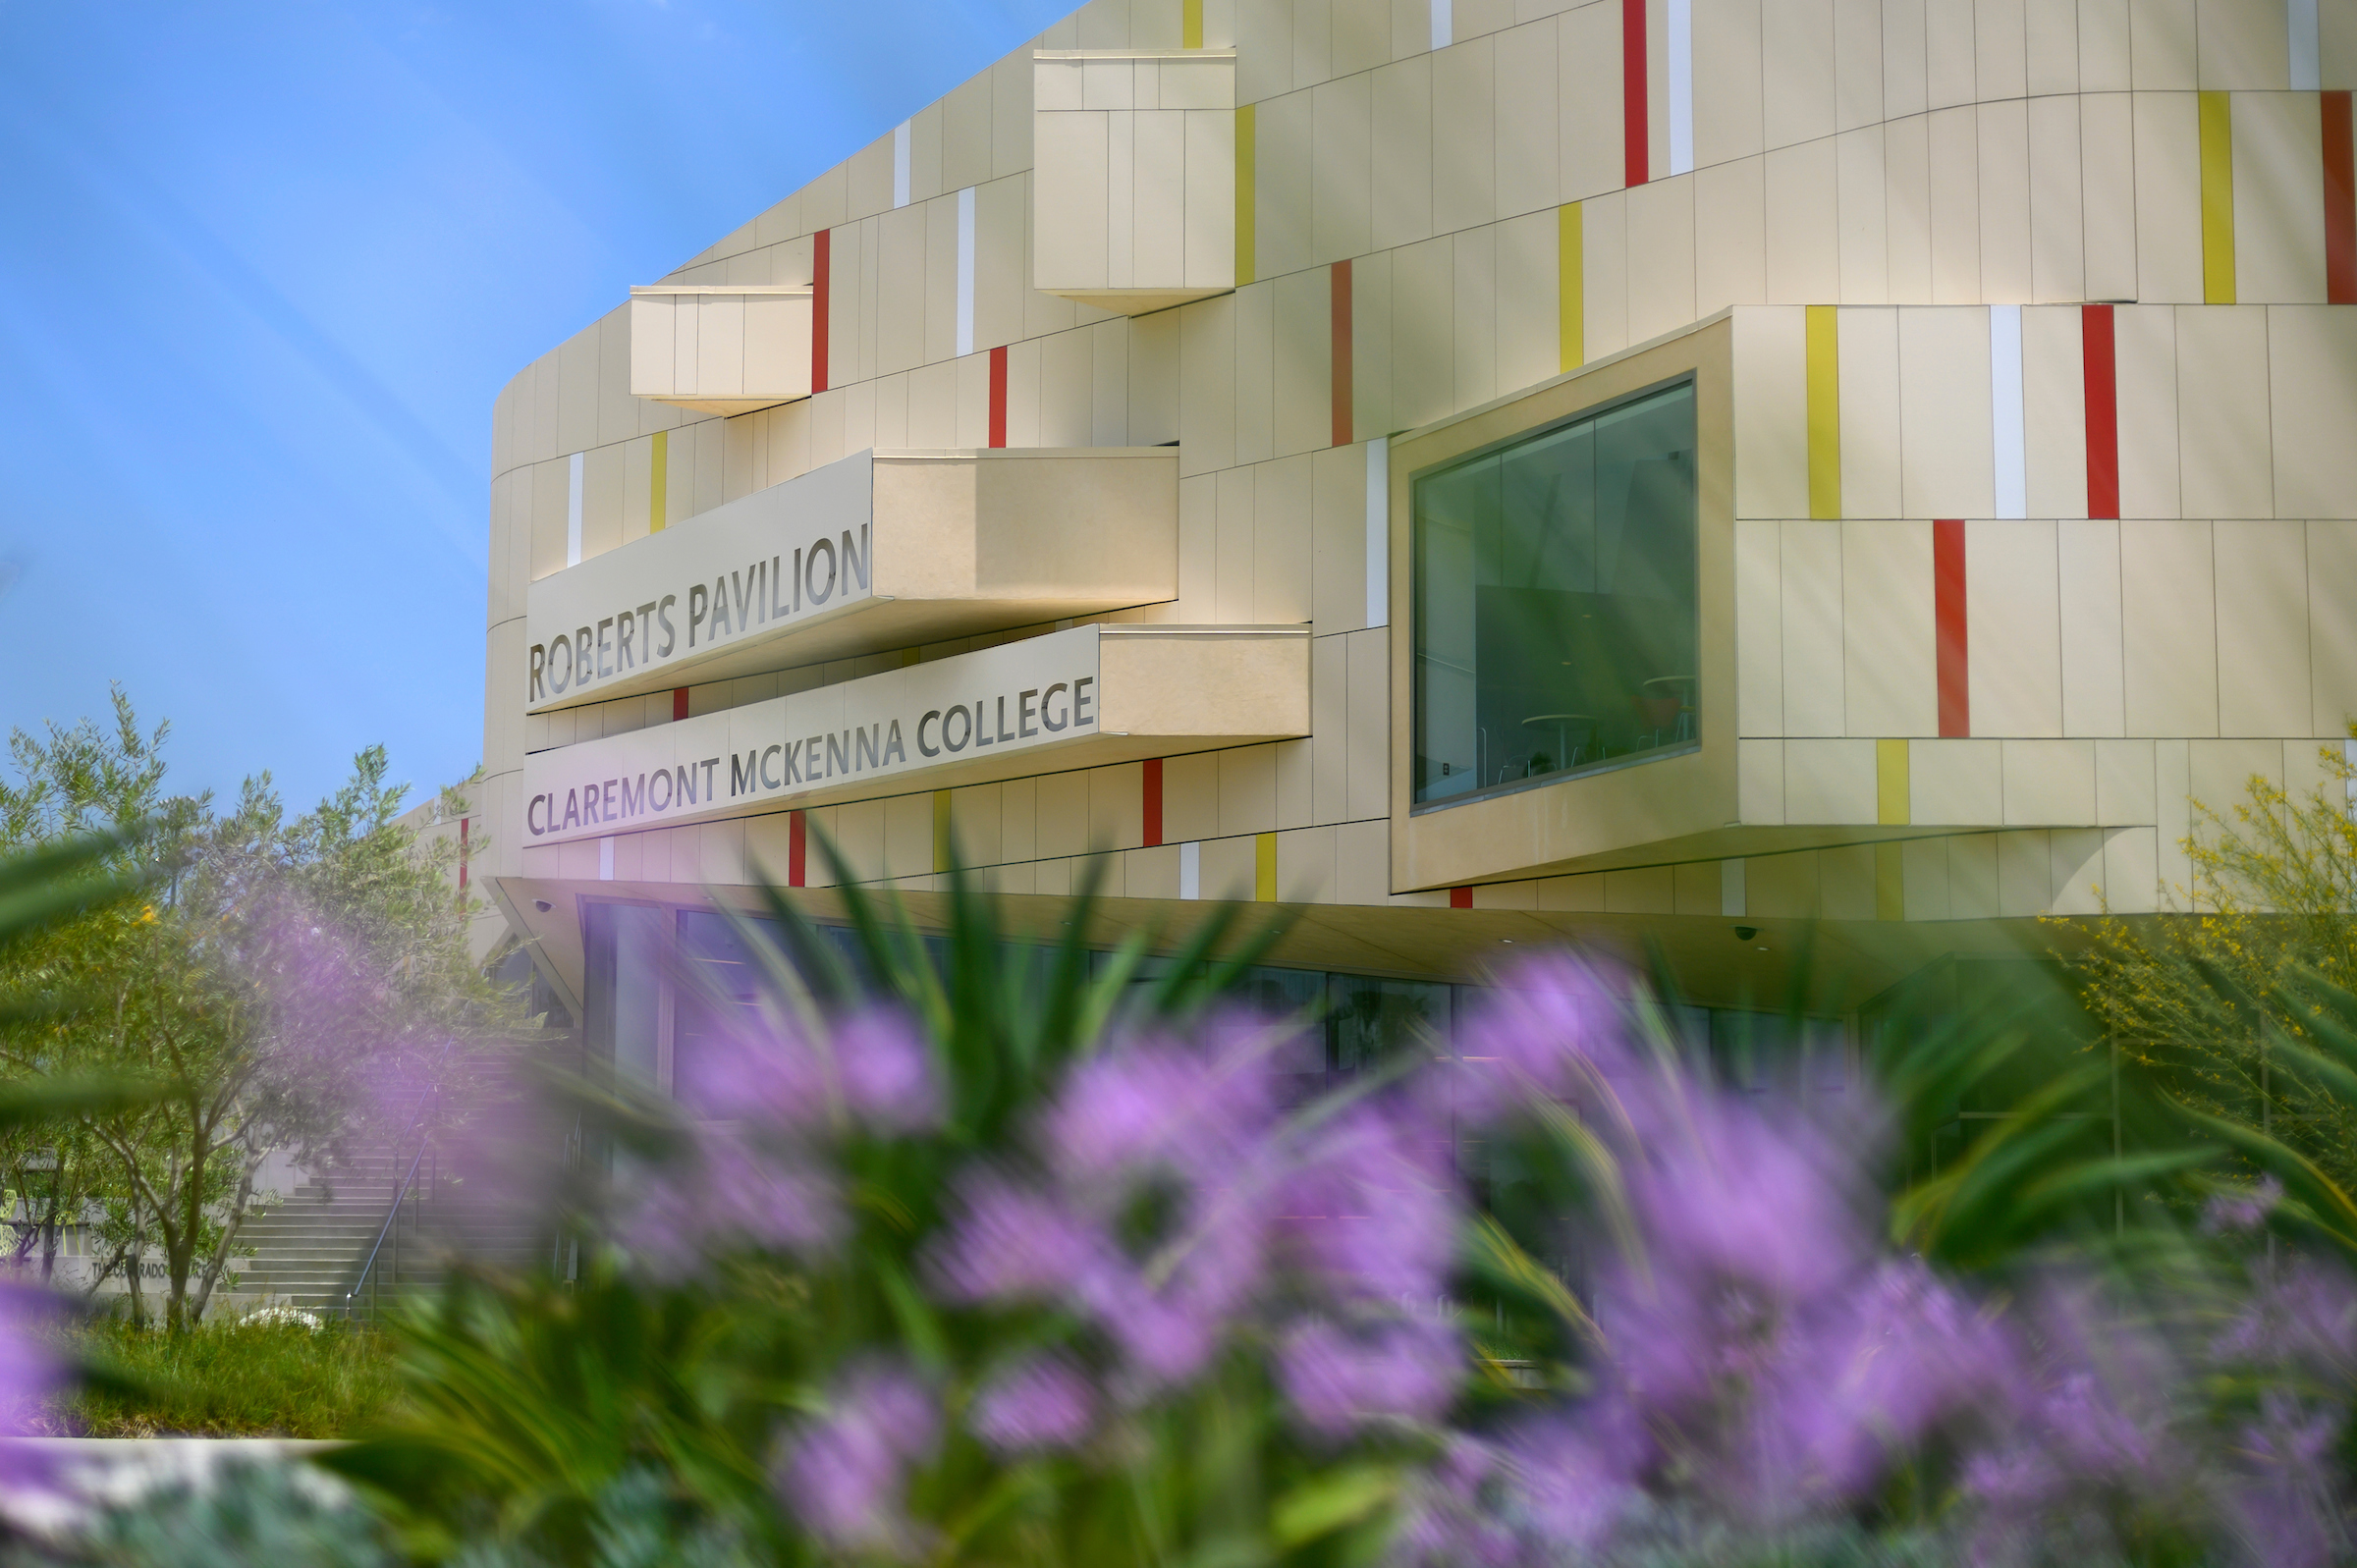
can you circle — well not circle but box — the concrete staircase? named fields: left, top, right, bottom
left=228, top=1050, right=569, bottom=1317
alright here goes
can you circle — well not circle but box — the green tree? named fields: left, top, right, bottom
left=2073, top=730, right=2357, bottom=1193
left=0, top=688, right=517, bottom=1328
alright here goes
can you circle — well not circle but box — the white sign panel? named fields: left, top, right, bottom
left=524, top=450, right=876, bottom=712
left=522, top=626, right=1104, bottom=846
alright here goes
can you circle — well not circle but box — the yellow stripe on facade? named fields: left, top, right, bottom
left=1254, top=832, right=1277, bottom=902
left=1805, top=305, right=1840, bottom=520
left=932, top=790, right=953, bottom=875
left=2200, top=91, right=2236, bottom=304
left=1876, top=737, right=1909, bottom=825
left=1559, top=202, right=1583, bottom=372
left=1182, top=0, right=1203, bottom=49
left=649, top=429, right=668, bottom=533
left=1235, top=102, right=1256, bottom=287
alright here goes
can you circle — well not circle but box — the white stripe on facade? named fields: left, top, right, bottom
left=1668, top=0, right=1694, bottom=176
left=1721, top=859, right=1746, bottom=918
left=1429, top=0, right=1451, bottom=51
left=566, top=451, right=583, bottom=568
left=1365, top=437, right=1390, bottom=629
left=1990, top=305, right=2025, bottom=521
left=598, top=836, right=614, bottom=881
left=1179, top=840, right=1201, bottom=900
left=2290, top=0, right=2322, bottom=89
left=893, top=121, right=911, bottom=209
left=957, top=187, right=976, bottom=358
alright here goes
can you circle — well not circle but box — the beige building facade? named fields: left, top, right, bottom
left=479, top=0, right=2357, bottom=1056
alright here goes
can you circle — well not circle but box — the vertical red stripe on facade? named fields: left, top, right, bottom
left=811, top=230, right=832, bottom=393
left=988, top=345, right=1009, bottom=449
left=458, top=817, right=469, bottom=892
left=1330, top=259, right=1353, bottom=448
left=672, top=687, right=690, bottom=722
left=788, top=810, right=807, bottom=889
left=1934, top=519, right=1969, bottom=738
left=2325, top=91, right=2357, bottom=304
left=1620, top=0, right=1650, bottom=188
left=1450, top=886, right=1473, bottom=909
left=1142, top=758, right=1164, bottom=847
left=2081, top=304, right=2118, bottom=521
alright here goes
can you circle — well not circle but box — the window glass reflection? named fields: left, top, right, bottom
left=1413, top=381, right=1698, bottom=805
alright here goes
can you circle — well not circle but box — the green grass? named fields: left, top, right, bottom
left=36, top=1315, right=401, bottom=1437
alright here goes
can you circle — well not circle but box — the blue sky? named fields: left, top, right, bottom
left=0, top=0, right=1068, bottom=817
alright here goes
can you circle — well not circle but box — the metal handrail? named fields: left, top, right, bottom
left=344, top=1053, right=451, bottom=1321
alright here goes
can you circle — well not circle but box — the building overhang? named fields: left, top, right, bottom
left=493, top=868, right=2093, bottom=1034
left=1388, top=317, right=1739, bottom=894
left=630, top=285, right=813, bottom=415
left=520, top=622, right=1307, bottom=847
left=522, top=446, right=1179, bottom=715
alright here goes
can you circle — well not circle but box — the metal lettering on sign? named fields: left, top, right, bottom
left=523, top=450, right=876, bottom=712
left=521, top=625, right=1104, bottom=845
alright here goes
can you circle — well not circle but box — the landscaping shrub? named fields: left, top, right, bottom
left=39, top=1314, right=397, bottom=1437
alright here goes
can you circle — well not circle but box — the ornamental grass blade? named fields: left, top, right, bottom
left=0, top=831, right=142, bottom=953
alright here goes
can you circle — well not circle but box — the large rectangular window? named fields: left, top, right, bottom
left=1412, top=380, right=1698, bottom=806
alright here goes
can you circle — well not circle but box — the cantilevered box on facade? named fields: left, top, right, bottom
left=519, top=622, right=1309, bottom=845
left=1032, top=49, right=1234, bottom=315
left=522, top=446, right=1178, bottom=714
left=629, top=285, right=812, bottom=415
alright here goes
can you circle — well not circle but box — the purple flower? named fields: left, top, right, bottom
left=1742, top=1258, right=2012, bottom=1509
left=677, top=1007, right=938, bottom=1136
left=969, top=1355, right=1095, bottom=1452
left=676, top=1024, right=827, bottom=1126
left=1596, top=1096, right=1869, bottom=1417
left=928, top=1176, right=1107, bottom=1304
left=1075, top=1259, right=1222, bottom=1390
left=1278, top=1106, right=1459, bottom=1307
left=2216, top=1258, right=2357, bottom=1378
left=1391, top=1435, right=1522, bottom=1568
left=2206, top=1176, right=2284, bottom=1235
left=620, top=1131, right=840, bottom=1275
left=1047, top=1029, right=1276, bottom=1191
left=777, top=1362, right=940, bottom=1554
left=1509, top=1406, right=1645, bottom=1553
left=1275, top=1318, right=1460, bottom=1436
left=832, top=1009, right=941, bottom=1133
left=2229, top=1394, right=2351, bottom=1568
left=0, top=1286, right=67, bottom=1436
left=1438, top=956, right=1634, bottom=1128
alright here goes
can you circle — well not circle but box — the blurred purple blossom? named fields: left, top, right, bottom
left=619, top=1132, right=841, bottom=1276
left=1275, top=1318, right=1460, bottom=1436
left=677, top=1006, right=939, bottom=1137
left=1046, top=1028, right=1277, bottom=1192
left=2217, top=1258, right=2357, bottom=1378
left=0, top=1286, right=67, bottom=1433
left=1391, top=1435, right=1523, bottom=1568
left=831, top=1009, right=942, bottom=1133
left=1277, top=1105, right=1458, bottom=1307
left=1436, top=956, right=1633, bottom=1127
left=1510, top=1407, right=1644, bottom=1553
left=929, top=1176, right=1108, bottom=1304
left=2230, top=1393, right=2353, bottom=1568
left=2207, top=1176, right=2285, bottom=1235
left=777, top=1361, right=940, bottom=1555
left=969, top=1355, right=1095, bottom=1452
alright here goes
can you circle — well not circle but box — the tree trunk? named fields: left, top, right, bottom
left=124, top=1241, right=145, bottom=1327
left=190, top=1153, right=259, bottom=1325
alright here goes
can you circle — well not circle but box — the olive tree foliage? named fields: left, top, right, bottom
left=0, top=688, right=518, bottom=1328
